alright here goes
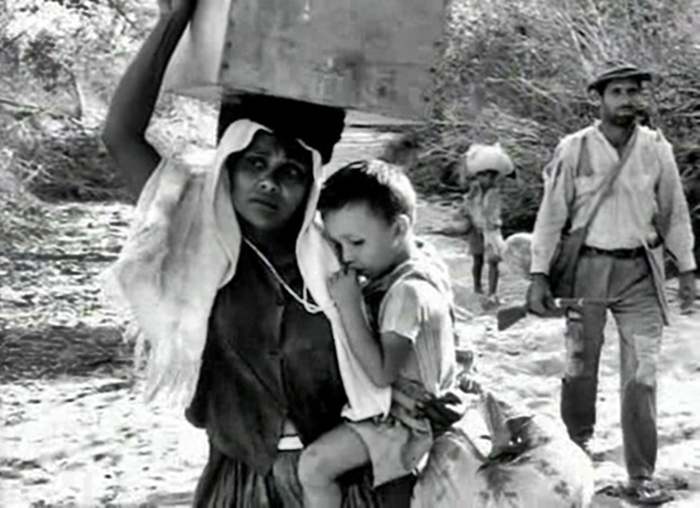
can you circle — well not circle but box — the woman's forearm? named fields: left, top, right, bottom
left=105, top=13, right=189, bottom=140
left=102, top=11, right=192, bottom=195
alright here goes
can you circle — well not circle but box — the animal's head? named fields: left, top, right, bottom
left=478, top=392, right=550, bottom=456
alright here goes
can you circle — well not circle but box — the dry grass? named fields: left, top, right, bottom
left=0, top=150, right=50, bottom=251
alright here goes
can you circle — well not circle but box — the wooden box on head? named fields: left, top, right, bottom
left=162, top=0, right=450, bottom=120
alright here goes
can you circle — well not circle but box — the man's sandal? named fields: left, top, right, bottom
left=624, top=479, right=674, bottom=506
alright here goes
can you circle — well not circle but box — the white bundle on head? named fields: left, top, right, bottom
left=464, top=142, right=515, bottom=178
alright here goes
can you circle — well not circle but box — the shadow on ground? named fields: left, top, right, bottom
left=0, top=325, right=133, bottom=383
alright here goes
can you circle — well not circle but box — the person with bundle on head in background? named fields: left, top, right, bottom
left=460, top=143, right=515, bottom=309
left=297, top=159, right=460, bottom=508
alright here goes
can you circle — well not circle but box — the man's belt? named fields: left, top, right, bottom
left=581, top=239, right=661, bottom=259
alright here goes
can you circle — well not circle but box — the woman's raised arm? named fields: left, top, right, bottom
left=102, top=0, right=197, bottom=198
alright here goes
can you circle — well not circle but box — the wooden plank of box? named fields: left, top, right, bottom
left=162, top=0, right=448, bottom=120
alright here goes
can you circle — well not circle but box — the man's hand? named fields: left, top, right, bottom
left=158, top=0, right=197, bottom=19
left=526, top=273, right=555, bottom=316
left=678, top=271, right=696, bottom=313
left=327, top=268, right=363, bottom=310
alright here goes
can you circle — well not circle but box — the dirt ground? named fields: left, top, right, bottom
left=2, top=127, right=700, bottom=507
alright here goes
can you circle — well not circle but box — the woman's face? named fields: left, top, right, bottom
left=228, top=131, right=313, bottom=234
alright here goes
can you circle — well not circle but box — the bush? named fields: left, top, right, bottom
left=0, top=0, right=148, bottom=203
left=0, top=0, right=217, bottom=204
left=0, top=151, right=51, bottom=251
left=6, top=116, right=130, bottom=202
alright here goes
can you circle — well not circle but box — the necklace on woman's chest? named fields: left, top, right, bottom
left=242, top=237, right=325, bottom=313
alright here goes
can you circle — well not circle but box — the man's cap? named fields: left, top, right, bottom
left=217, top=94, right=346, bottom=164
left=588, top=62, right=652, bottom=92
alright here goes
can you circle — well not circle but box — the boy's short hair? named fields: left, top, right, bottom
left=318, top=159, right=417, bottom=224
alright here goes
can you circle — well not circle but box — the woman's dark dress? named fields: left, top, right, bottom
left=186, top=242, right=413, bottom=507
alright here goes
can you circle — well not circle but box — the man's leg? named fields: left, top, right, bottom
left=298, top=424, right=371, bottom=508
left=561, top=305, right=607, bottom=449
left=609, top=256, right=664, bottom=483
left=561, top=254, right=611, bottom=449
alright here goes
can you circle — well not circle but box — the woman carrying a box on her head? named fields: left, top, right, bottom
left=101, top=1, right=463, bottom=506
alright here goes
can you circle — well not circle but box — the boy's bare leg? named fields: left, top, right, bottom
left=472, top=254, right=484, bottom=294
left=298, top=424, right=371, bottom=508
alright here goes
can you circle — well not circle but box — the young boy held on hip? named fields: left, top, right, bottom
left=460, top=143, right=514, bottom=307
left=298, top=160, right=458, bottom=507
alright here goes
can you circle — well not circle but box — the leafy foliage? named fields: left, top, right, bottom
left=0, top=0, right=215, bottom=204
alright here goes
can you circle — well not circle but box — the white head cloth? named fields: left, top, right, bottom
left=103, top=119, right=391, bottom=420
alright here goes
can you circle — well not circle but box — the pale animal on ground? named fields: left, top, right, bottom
left=502, top=232, right=533, bottom=281
left=412, top=391, right=594, bottom=507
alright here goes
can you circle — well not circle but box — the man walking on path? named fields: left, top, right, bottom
left=527, top=62, right=696, bottom=504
